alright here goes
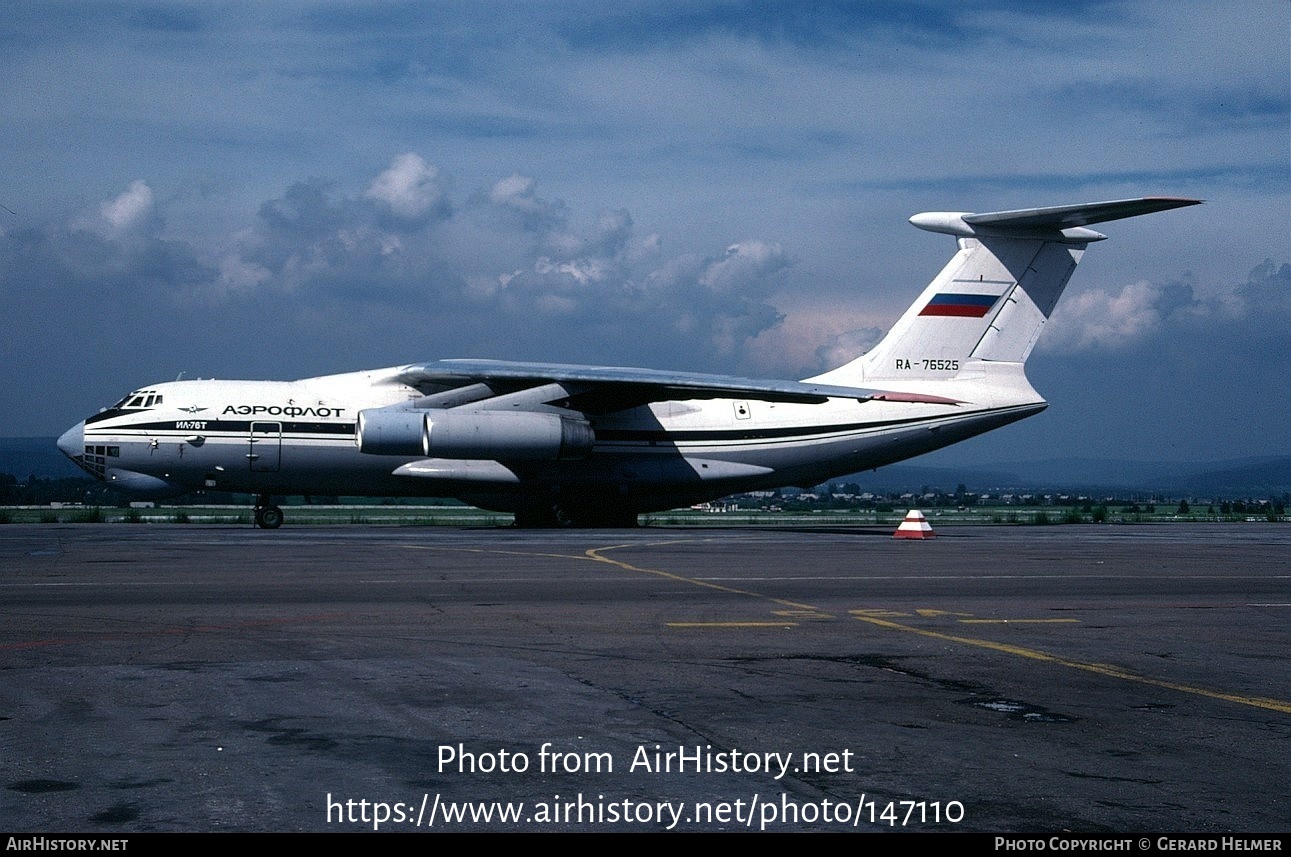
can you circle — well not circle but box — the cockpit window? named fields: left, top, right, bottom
left=110, top=390, right=160, bottom=410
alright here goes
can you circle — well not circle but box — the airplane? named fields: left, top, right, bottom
left=57, top=196, right=1200, bottom=528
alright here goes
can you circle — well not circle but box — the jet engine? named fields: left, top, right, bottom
left=354, top=409, right=426, bottom=455
left=356, top=409, right=594, bottom=461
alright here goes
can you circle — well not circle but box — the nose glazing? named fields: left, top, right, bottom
left=57, top=421, right=85, bottom=460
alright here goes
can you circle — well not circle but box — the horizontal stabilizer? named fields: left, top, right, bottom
left=911, top=197, right=1202, bottom=242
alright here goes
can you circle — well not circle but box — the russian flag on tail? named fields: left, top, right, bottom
left=919, top=293, right=998, bottom=317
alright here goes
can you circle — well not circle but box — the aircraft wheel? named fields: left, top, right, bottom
left=256, top=505, right=284, bottom=529
left=513, top=503, right=638, bottom=528
left=513, top=506, right=560, bottom=528
left=565, top=506, right=639, bottom=528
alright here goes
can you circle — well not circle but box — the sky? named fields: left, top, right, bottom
left=1, top=1, right=1287, bottom=466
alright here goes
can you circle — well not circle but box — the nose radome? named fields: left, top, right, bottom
left=57, top=421, right=85, bottom=459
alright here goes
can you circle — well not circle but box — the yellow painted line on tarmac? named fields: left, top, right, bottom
left=404, top=538, right=819, bottom=613
left=773, top=609, right=834, bottom=620
left=852, top=613, right=1291, bottom=715
left=403, top=539, right=826, bottom=618
left=405, top=541, right=1289, bottom=714
left=584, top=543, right=819, bottom=612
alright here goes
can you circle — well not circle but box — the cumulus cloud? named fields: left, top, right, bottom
left=487, top=173, right=569, bottom=234
left=468, top=183, right=788, bottom=363
left=214, top=251, right=272, bottom=293
left=1235, top=259, right=1291, bottom=317
left=99, top=180, right=155, bottom=233
left=12, top=180, right=209, bottom=300
left=22, top=159, right=1281, bottom=423
left=812, top=326, right=885, bottom=372
left=1043, top=279, right=1174, bottom=352
left=12, top=165, right=1286, bottom=393
left=134, top=158, right=789, bottom=369
left=69, top=180, right=160, bottom=238
left=1041, top=261, right=1291, bottom=354
left=364, top=153, right=448, bottom=222
left=700, top=241, right=788, bottom=294
left=489, top=173, right=540, bottom=211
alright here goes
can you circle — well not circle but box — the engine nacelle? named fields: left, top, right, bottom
left=357, top=409, right=594, bottom=461
left=427, top=410, right=595, bottom=461
left=355, top=409, right=426, bottom=456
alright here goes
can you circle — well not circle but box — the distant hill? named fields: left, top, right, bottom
left=850, top=456, right=1291, bottom=497
left=4, top=437, right=1289, bottom=498
left=1166, top=458, right=1291, bottom=497
left=0, top=437, right=83, bottom=480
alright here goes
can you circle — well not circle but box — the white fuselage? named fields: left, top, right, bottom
left=61, top=362, right=1044, bottom=514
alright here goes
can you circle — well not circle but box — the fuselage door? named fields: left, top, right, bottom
left=248, top=422, right=282, bottom=472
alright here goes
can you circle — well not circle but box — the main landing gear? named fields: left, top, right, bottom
left=512, top=502, right=639, bottom=528
left=254, top=495, right=284, bottom=529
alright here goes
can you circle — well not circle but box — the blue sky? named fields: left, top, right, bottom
left=2, top=1, right=1287, bottom=465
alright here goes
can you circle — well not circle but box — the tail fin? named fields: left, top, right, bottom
left=810, top=197, right=1200, bottom=385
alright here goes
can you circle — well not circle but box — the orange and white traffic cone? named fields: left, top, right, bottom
left=893, top=509, right=936, bottom=539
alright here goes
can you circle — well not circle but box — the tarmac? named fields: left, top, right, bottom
left=1, top=522, right=1288, bottom=832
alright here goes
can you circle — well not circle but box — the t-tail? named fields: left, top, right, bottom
left=810, top=197, right=1201, bottom=386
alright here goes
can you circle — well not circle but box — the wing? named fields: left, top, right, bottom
left=389, top=358, right=958, bottom=413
